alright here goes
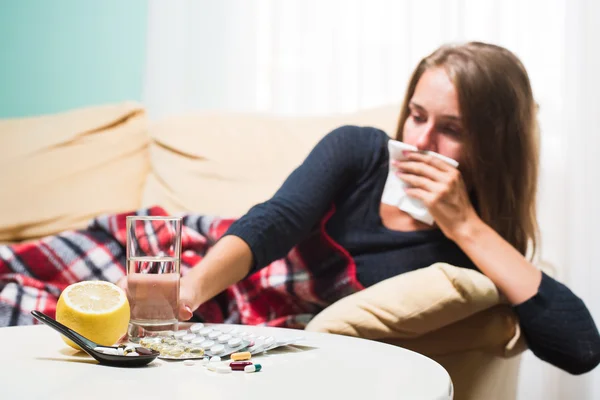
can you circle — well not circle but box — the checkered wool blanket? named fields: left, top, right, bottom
left=0, top=206, right=363, bottom=328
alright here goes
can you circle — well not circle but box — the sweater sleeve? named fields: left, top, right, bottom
left=225, top=125, right=381, bottom=272
left=514, top=272, right=600, bottom=374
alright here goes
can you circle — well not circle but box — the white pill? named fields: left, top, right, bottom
left=229, top=328, right=239, bottom=335
left=126, top=352, right=140, bottom=357
left=248, top=344, right=264, bottom=354
left=199, top=327, right=212, bottom=336
left=264, top=336, right=276, bottom=346
left=217, top=366, right=232, bottom=374
left=191, top=337, right=205, bottom=345
left=207, top=364, right=218, bottom=371
left=174, top=331, right=188, bottom=339
left=208, top=331, right=221, bottom=340
left=190, top=323, right=205, bottom=333
left=183, top=360, right=195, bottom=366
left=209, top=356, right=221, bottom=363
left=217, top=334, right=232, bottom=343
left=200, top=358, right=210, bottom=365
left=228, top=338, right=242, bottom=347
left=199, top=340, right=215, bottom=349
left=94, top=347, right=118, bottom=355
left=210, top=344, right=225, bottom=354
left=117, top=347, right=125, bottom=356
left=124, top=344, right=136, bottom=352
left=182, top=333, right=196, bottom=342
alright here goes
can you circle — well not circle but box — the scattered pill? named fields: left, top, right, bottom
left=244, top=364, right=262, bottom=373
left=125, top=352, right=140, bottom=357
left=217, top=366, right=232, bottom=374
left=230, top=351, right=251, bottom=361
left=207, top=364, right=219, bottom=372
left=209, top=356, right=222, bottom=363
left=200, top=358, right=210, bottom=366
left=183, top=360, right=195, bottom=366
left=117, top=347, right=125, bottom=356
left=230, top=361, right=252, bottom=371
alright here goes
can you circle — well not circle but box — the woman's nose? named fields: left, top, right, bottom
left=415, top=124, right=436, bottom=151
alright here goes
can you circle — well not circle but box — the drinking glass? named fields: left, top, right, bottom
left=126, top=216, right=182, bottom=341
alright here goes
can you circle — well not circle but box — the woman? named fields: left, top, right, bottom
left=160, top=42, right=600, bottom=374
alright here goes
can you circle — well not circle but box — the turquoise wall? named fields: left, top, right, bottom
left=0, top=0, right=148, bottom=118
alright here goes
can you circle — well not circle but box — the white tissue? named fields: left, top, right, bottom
left=381, top=140, right=459, bottom=225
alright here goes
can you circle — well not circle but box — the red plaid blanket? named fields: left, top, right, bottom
left=0, top=206, right=363, bottom=328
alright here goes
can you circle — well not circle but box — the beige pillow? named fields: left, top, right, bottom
left=142, top=105, right=401, bottom=217
left=0, top=102, right=149, bottom=242
left=305, top=263, right=524, bottom=357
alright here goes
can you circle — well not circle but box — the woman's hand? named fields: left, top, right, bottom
left=116, top=275, right=196, bottom=321
left=394, top=151, right=480, bottom=240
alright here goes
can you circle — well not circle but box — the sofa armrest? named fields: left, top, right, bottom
left=306, top=263, right=525, bottom=356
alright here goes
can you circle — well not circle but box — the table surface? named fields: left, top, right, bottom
left=1, top=324, right=453, bottom=400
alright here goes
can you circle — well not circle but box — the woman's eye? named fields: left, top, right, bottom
left=412, top=114, right=426, bottom=123
left=442, top=126, right=461, bottom=136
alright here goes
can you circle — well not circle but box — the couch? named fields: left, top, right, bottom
left=0, top=102, right=526, bottom=399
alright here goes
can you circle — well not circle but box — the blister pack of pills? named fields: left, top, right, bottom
left=138, top=323, right=304, bottom=361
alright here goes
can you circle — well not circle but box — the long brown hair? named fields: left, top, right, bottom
left=396, top=42, right=539, bottom=258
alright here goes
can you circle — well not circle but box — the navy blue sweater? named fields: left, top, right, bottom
left=226, top=125, right=600, bottom=375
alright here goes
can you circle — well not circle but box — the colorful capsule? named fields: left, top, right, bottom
left=230, top=361, right=252, bottom=371
left=230, top=351, right=251, bottom=361
left=244, top=364, right=262, bottom=373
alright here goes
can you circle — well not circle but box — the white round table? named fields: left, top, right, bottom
left=0, top=324, right=453, bottom=400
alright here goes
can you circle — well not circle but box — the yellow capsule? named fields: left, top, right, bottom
left=230, top=351, right=251, bottom=361
left=168, top=346, right=185, bottom=357
left=188, top=347, right=204, bottom=356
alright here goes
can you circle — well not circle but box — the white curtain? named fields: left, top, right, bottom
left=144, top=0, right=600, bottom=398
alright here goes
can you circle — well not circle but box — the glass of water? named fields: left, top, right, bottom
left=126, top=216, right=182, bottom=342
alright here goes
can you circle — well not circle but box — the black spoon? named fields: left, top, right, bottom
left=31, top=310, right=159, bottom=367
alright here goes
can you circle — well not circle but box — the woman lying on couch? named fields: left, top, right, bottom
left=126, top=42, right=600, bottom=375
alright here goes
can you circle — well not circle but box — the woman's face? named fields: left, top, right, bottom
left=402, top=67, right=465, bottom=165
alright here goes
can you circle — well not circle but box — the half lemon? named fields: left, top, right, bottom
left=55, top=281, right=130, bottom=350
